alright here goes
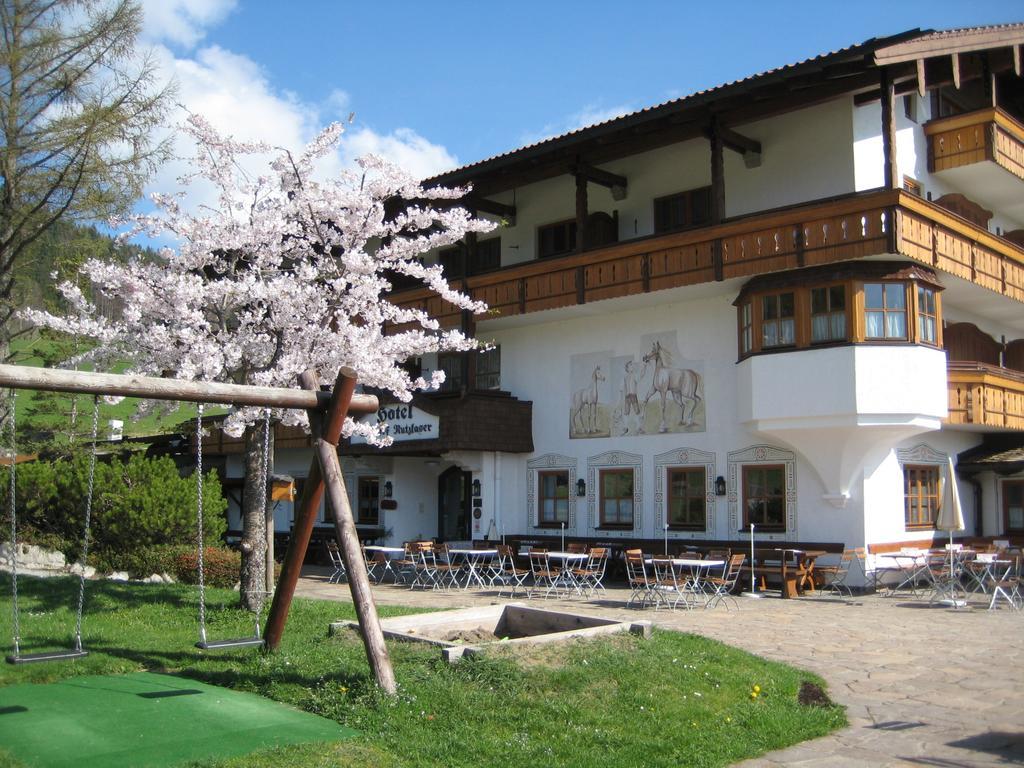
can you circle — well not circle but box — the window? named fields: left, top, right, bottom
left=476, top=345, right=501, bottom=390
left=904, top=465, right=939, bottom=529
left=864, top=282, right=907, bottom=340
left=653, top=186, right=712, bottom=233
left=357, top=477, right=380, bottom=525
left=810, top=285, right=847, bottom=343
left=599, top=468, right=634, bottom=528
left=739, top=301, right=753, bottom=355
left=743, top=465, right=786, bottom=531
left=917, top=286, right=937, bottom=345
left=437, top=353, right=466, bottom=392
left=761, top=292, right=795, bottom=348
left=538, top=471, right=569, bottom=526
left=439, top=237, right=501, bottom=278
left=667, top=467, right=706, bottom=530
left=538, top=220, right=576, bottom=258
left=1004, top=481, right=1024, bottom=533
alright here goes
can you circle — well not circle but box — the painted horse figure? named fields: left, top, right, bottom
left=641, top=341, right=702, bottom=433
left=572, top=365, right=605, bottom=434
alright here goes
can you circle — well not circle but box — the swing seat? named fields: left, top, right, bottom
left=6, top=649, right=89, bottom=665
left=195, top=637, right=264, bottom=651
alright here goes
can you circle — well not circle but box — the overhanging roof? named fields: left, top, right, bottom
left=957, top=434, right=1024, bottom=474
left=425, top=24, right=1024, bottom=197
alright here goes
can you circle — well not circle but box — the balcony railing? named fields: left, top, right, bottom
left=947, top=361, right=1024, bottom=431
left=388, top=188, right=1024, bottom=331
left=925, top=107, right=1024, bottom=182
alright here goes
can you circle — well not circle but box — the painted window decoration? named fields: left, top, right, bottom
left=667, top=467, right=706, bottom=530
left=357, top=476, right=380, bottom=525
left=904, top=464, right=940, bottom=529
left=810, top=285, right=846, bottom=343
left=1003, top=480, right=1024, bottom=533
left=864, top=282, right=907, bottom=340
left=600, top=468, right=634, bottom=528
left=569, top=330, right=705, bottom=439
left=538, top=471, right=570, bottom=526
left=743, top=464, right=786, bottom=532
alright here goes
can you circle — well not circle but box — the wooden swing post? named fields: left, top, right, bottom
left=262, top=368, right=396, bottom=695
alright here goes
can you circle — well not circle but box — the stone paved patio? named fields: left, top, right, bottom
left=295, top=567, right=1024, bottom=767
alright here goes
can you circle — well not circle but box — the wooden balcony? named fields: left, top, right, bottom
left=925, top=108, right=1024, bottom=182
left=947, top=361, right=1024, bottom=431
left=389, top=188, right=1024, bottom=331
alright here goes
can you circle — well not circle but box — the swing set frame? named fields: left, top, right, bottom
left=0, top=362, right=399, bottom=694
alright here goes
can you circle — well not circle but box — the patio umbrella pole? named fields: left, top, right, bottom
left=560, top=522, right=565, bottom=551
left=664, top=523, right=669, bottom=556
left=743, top=523, right=762, bottom=598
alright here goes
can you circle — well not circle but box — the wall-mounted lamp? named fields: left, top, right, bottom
left=471, top=478, right=482, bottom=498
left=383, top=480, right=393, bottom=499
left=576, top=478, right=587, bottom=497
left=715, top=476, right=727, bottom=497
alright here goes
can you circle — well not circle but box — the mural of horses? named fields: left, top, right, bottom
left=571, top=365, right=605, bottom=434
left=641, top=340, right=702, bottom=433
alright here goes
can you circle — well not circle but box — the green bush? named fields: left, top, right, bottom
left=0, top=453, right=227, bottom=568
left=100, top=543, right=195, bottom=579
left=172, top=546, right=241, bottom=589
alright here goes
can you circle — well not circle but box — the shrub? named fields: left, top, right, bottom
left=101, top=544, right=195, bottom=579
left=172, top=546, right=241, bottom=589
left=0, top=453, right=226, bottom=567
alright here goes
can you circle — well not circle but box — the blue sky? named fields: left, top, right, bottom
left=139, top=0, right=1021, bottom=190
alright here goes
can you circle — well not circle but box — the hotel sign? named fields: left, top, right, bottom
left=351, top=404, right=439, bottom=444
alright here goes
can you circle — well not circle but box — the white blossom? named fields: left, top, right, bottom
left=26, top=115, right=494, bottom=443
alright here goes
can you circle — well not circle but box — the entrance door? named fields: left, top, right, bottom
left=438, top=466, right=472, bottom=542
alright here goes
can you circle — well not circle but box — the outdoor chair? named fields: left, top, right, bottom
left=528, top=549, right=560, bottom=599
left=325, top=540, right=346, bottom=584
left=705, top=548, right=730, bottom=562
left=570, top=547, right=609, bottom=597
left=566, top=542, right=588, bottom=554
left=362, top=548, right=388, bottom=584
left=391, top=543, right=418, bottom=586
left=704, top=553, right=746, bottom=610
left=988, top=555, right=1022, bottom=611
left=650, top=558, right=688, bottom=610
left=815, top=549, right=856, bottom=598
left=625, top=550, right=657, bottom=608
left=492, top=544, right=530, bottom=597
left=431, top=543, right=462, bottom=590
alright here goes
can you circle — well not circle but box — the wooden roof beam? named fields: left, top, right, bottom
left=853, top=76, right=920, bottom=106
left=572, top=161, right=628, bottom=200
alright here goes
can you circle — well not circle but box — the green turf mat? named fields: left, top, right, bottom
left=0, top=672, right=356, bottom=768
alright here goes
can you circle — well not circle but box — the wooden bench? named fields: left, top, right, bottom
left=738, top=548, right=821, bottom=598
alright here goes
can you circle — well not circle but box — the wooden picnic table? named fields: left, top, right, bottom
left=739, top=548, right=828, bottom=598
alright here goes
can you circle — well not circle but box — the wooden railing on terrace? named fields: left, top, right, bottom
left=947, top=361, right=1024, bottom=430
left=925, top=107, right=1024, bottom=182
left=389, top=188, right=1024, bottom=331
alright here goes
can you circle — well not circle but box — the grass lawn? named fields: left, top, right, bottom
left=0, top=575, right=845, bottom=768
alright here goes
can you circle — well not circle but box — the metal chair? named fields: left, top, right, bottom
left=815, top=549, right=856, bottom=598
left=624, top=549, right=656, bottom=608
left=704, top=553, right=746, bottom=610
left=988, top=555, right=1022, bottom=611
left=528, top=548, right=559, bottom=599
left=325, top=540, right=346, bottom=584
left=571, top=547, right=609, bottom=597
left=492, top=544, right=530, bottom=597
left=650, top=558, right=688, bottom=610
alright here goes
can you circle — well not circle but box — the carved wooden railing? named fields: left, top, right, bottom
left=925, top=107, right=1024, bottom=182
left=947, top=361, right=1024, bottom=430
left=389, top=188, right=1024, bottom=330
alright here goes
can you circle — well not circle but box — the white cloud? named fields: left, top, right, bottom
left=139, top=0, right=236, bottom=49
left=341, top=127, right=459, bottom=181
left=521, top=102, right=635, bottom=146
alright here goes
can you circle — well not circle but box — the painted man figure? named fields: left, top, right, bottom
left=622, top=359, right=642, bottom=435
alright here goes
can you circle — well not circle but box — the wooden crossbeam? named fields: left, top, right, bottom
left=703, top=124, right=762, bottom=157
left=0, top=364, right=378, bottom=413
left=572, top=161, right=627, bottom=192
left=405, top=193, right=516, bottom=220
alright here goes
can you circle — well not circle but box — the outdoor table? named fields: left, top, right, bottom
left=772, top=549, right=809, bottom=598
left=545, top=551, right=588, bottom=595
left=362, top=546, right=406, bottom=583
left=646, top=558, right=725, bottom=600
left=873, top=550, right=928, bottom=595
left=965, top=554, right=1013, bottom=595
left=447, top=548, right=498, bottom=589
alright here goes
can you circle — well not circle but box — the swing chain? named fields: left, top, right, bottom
left=253, top=408, right=272, bottom=618
left=7, top=391, right=19, bottom=657
left=195, top=404, right=206, bottom=646
left=73, top=396, right=100, bottom=652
